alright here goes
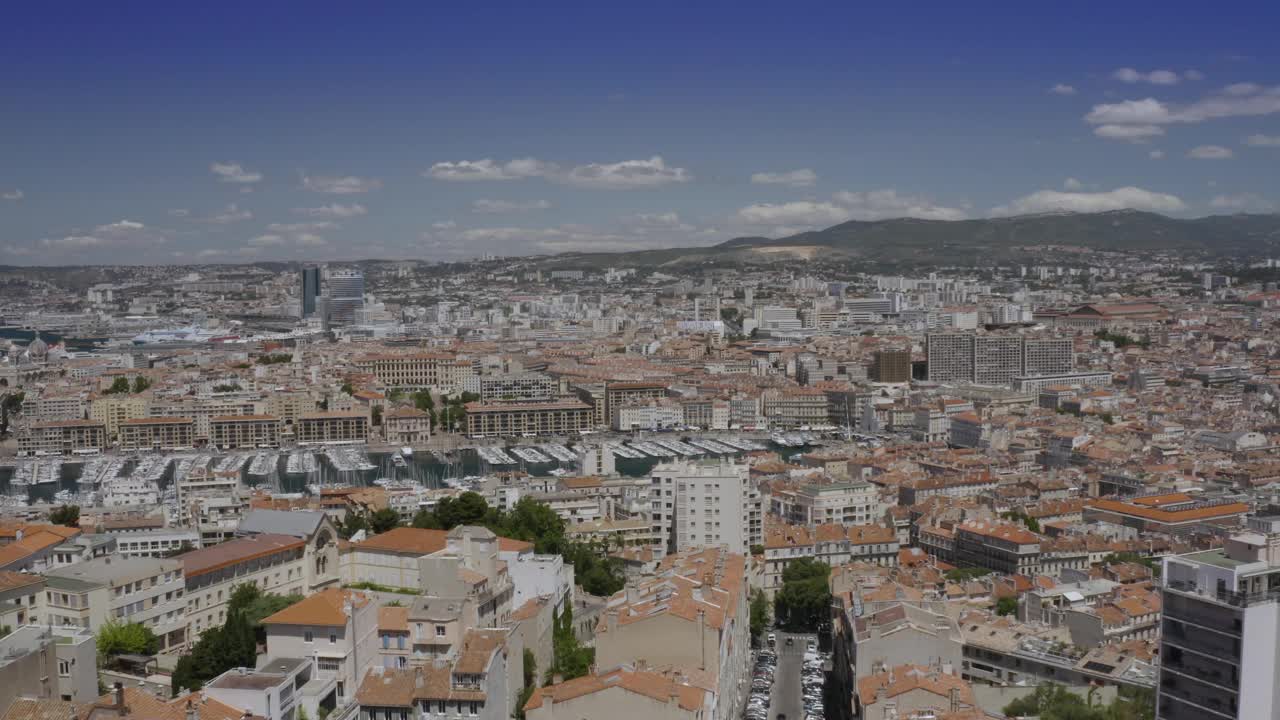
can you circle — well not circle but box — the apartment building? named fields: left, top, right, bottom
left=524, top=667, right=713, bottom=720
left=262, top=588, right=379, bottom=709
left=0, top=625, right=97, bottom=707
left=296, top=411, right=370, bottom=444
left=180, top=533, right=309, bottom=635
left=384, top=407, right=430, bottom=445
left=118, top=417, right=195, bottom=451
left=0, top=572, right=46, bottom=629
left=869, top=349, right=912, bottom=383
left=650, top=459, right=763, bottom=559
left=762, top=388, right=829, bottom=429
left=264, top=389, right=318, bottom=424
left=357, top=628, right=519, bottom=720
left=953, top=520, right=1041, bottom=576
left=89, top=394, right=150, bottom=438
left=926, top=333, right=1074, bottom=386
left=679, top=397, right=730, bottom=430
left=17, top=420, right=107, bottom=456
left=592, top=547, right=748, bottom=720
left=463, top=400, right=594, bottom=437
left=208, top=414, right=281, bottom=449
left=21, top=393, right=86, bottom=422
left=1158, top=515, right=1280, bottom=720
left=615, top=399, right=683, bottom=431
left=44, top=555, right=187, bottom=653
left=463, top=372, right=558, bottom=402
left=111, top=529, right=201, bottom=558
left=771, top=481, right=878, bottom=527
left=763, top=522, right=899, bottom=595
left=604, top=382, right=669, bottom=425
left=1085, top=493, right=1251, bottom=536
left=354, top=353, right=474, bottom=391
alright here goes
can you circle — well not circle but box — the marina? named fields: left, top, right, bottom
left=511, top=447, right=552, bottom=463
left=539, top=444, right=578, bottom=462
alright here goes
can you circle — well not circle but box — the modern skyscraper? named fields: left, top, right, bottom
left=1157, top=515, right=1280, bottom=720
left=325, top=269, right=364, bottom=325
left=300, top=266, right=321, bottom=318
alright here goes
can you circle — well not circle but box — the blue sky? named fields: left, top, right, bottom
left=2, top=1, right=1279, bottom=264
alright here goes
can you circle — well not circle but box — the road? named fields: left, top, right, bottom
left=769, top=632, right=809, bottom=720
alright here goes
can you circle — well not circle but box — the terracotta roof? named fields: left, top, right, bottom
left=262, top=588, right=370, bottom=627
left=856, top=664, right=976, bottom=708
left=0, top=571, right=44, bottom=593
left=1087, top=498, right=1249, bottom=523
left=453, top=629, right=507, bottom=674
left=354, top=527, right=448, bottom=556
left=378, top=606, right=409, bottom=633
left=181, top=533, right=304, bottom=577
left=524, top=667, right=709, bottom=713
left=120, top=417, right=193, bottom=425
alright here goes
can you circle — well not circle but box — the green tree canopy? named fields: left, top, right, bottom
left=369, top=508, right=401, bottom=534
left=48, top=504, right=80, bottom=527
left=97, top=621, right=158, bottom=657
left=775, top=558, right=832, bottom=632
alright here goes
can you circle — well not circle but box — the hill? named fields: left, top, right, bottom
left=540, top=210, right=1280, bottom=269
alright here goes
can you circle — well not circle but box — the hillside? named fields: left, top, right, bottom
left=541, top=210, right=1280, bottom=269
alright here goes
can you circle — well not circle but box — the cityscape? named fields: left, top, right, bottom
left=2, top=5, right=1280, bottom=720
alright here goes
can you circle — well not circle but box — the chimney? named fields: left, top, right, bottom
left=114, top=682, right=126, bottom=712
left=185, top=700, right=197, bottom=720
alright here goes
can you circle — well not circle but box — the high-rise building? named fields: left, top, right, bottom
left=649, top=459, right=763, bottom=559
left=300, top=266, right=321, bottom=318
left=1157, top=515, right=1280, bottom=720
left=325, top=269, right=364, bottom=325
left=870, top=349, right=912, bottom=383
left=927, top=333, right=1074, bottom=386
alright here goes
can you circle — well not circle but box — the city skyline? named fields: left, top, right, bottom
left=2, top=2, right=1280, bottom=265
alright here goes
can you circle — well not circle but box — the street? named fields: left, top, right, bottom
left=769, top=632, right=808, bottom=720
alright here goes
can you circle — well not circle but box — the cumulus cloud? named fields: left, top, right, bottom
left=426, top=158, right=555, bottom=182
left=1063, top=178, right=1083, bottom=190
left=205, top=203, right=253, bottom=224
left=990, top=186, right=1186, bottom=215
left=267, top=221, right=337, bottom=233
left=1210, top=193, right=1275, bottom=211
left=210, top=162, right=263, bottom=184
left=293, top=203, right=368, bottom=218
left=563, top=156, right=691, bottom=189
left=735, top=189, right=966, bottom=229
left=1049, top=84, right=1077, bottom=96
left=1187, top=145, right=1234, bottom=159
left=431, top=221, right=457, bottom=230
left=41, top=235, right=104, bottom=249
left=750, top=169, right=818, bottom=187
left=2, top=189, right=22, bottom=201
left=1093, top=124, right=1165, bottom=142
left=1113, top=68, right=1182, bottom=85
left=247, top=234, right=286, bottom=246
left=301, top=174, right=382, bottom=194
left=1245, top=134, right=1280, bottom=147
left=1085, top=85, right=1280, bottom=136
left=471, top=199, right=552, bottom=213
left=1185, top=69, right=1205, bottom=81
left=1149, top=149, right=1166, bottom=159
left=168, top=209, right=190, bottom=217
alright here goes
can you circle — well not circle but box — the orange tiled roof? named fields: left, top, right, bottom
left=262, top=588, right=370, bottom=627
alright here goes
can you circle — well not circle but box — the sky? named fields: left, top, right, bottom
left=2, top=1, right=1279, bottom=265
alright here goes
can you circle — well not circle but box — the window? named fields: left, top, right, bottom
left=435, top=625, right=446, bottom=637
left=329, top=632, right=337, bottom=644
left=304, top=630, right=314, bottom=643
left=58, top=660, right=71, bottom=676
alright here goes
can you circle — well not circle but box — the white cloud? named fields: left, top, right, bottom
left=831, top=190, right=968, bottom=221
left=1187, top=145, right=1234, bottom=159
left=990, top=186, right=1186, bottom=215
left=1063, top=178, right=1083, bottom=190
left=293, top=203, right=368, bottom=218
left=1085, top=86, right=1280, bottom=134
left=750, top=169, right=818, bottom=187
left=1223, top=82, right=1262, bottom=96
left=267, top=221, right=337, bottom=233
left=1184, top=69, right=1205, bottom=81
left=247, top=234, right=285, bottom=246
left=1149, top=149, right=1165, bottom=159
left=563, top=156, right=691, bottom=189
left=1049, top=84, right=1077, bottom=96
left=735, top=189, right=965, bottom=229
left=205, top=203, right=252, bottom=224
left=426, top=158, right=556, bottom=182
left=41, top=235, right=104, bottom=249
left=1113, top=68, right=1182, bottom=85
left=210, top=162, right=263, bottom=184
left=301, top=174, right=382, bottom=194
left=1093, top=124, right=1165, bottom=142
left=94, top=220, right=145, bottom=233
left=1245, top=134, right=1280, bottom=147
left=168, top=208, right=190, bottom=217
left=294, top=233, right=327, bottom=246
left=471, top=199, right=552, bottom=213
left=2, top=189, right=22, bottom=201
left=1210, top=193, right=1275, bottom=211
left=431, top=221, right=457, bottom=230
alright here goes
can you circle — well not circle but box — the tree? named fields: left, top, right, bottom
left=775, top=558, right=832, bottom=633
left=48, top=504, right=80, bottom=527
left=548, top=605, right=593, bottom=683
left=340, top=381, right=354, bottom=395
left=369, top=508, right=401, bottom=534
left=750, top=544, right=765, bottom=556
left=338, top=512, right=369, bottom=539
left=131, top=376, right=151, bottom=394
left=371, top=406, right=383, bottom=427
left=97, top=621, right=158, bottom=657
left=516, top=647, right=538, bottom=720
left=105, top=377, right=131, bottom=394
left=996, top=596, right=1018, bottom=616
left=750, top=588, right=770, bottom=645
